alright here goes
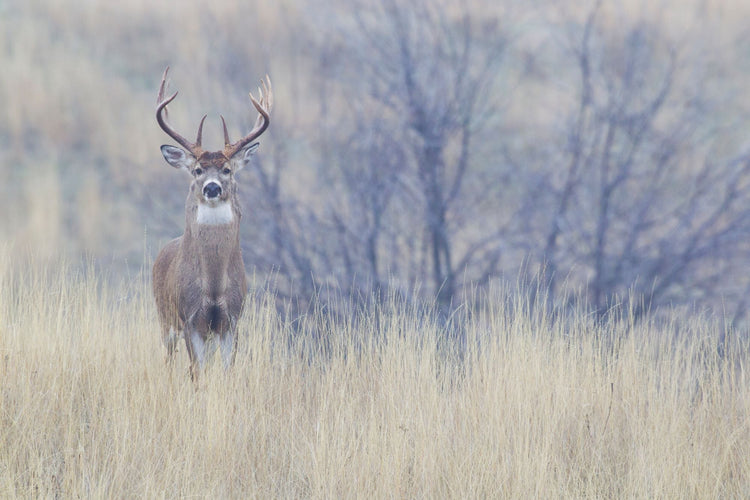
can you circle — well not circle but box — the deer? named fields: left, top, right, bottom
left=152, top=67, right=272, bottom=381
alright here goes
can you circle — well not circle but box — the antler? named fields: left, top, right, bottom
left=222, top=75, right=273, bottom=159
left=156, top=66, right=206, bottom=159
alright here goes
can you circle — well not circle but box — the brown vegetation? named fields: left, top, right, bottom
left=1, top=255, right=748, bottom=497
left=2, top=1, right=750, bottom=496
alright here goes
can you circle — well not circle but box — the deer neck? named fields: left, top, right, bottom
left=181, top=196, right=242, bottom=297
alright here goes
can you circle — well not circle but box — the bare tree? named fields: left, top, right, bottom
left=529, top=3, right=750, bottom=320
left=203, top=0, right=750, bottom=327
left=304, top=0, right=509, bottom=311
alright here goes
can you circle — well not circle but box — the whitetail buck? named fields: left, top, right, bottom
left=152, top=67, right=272, bottom=380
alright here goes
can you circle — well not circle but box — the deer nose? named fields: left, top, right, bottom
left=203, top=182, right=222, bottom=199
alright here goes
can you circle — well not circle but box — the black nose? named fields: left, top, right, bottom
left=203, top=182, right=222, bottom=199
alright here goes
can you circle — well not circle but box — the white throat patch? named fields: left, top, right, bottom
left=196, top=202, right=234, bottom=226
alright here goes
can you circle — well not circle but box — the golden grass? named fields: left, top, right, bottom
left=0, top=253, right=747, bottom=498
left=2, top=3, right=750, bottom=495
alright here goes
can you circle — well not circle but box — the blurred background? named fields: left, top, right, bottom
left=2, top=0, right=750, bottom=323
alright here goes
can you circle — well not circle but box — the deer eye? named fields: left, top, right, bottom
left=194, top=167, right=203, bottom=176
left=222, top=167, right=231, bottom=175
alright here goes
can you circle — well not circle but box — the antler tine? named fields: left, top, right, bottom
left=221, top=115, right=231, bottom=146
left=264, top=75, right=273, bottom=111
left=195, top=115, right=207, bottom=147
left=156, top=67, right=172, bottom=107
left=251, top=76, right=273, bottom=129
left=155, top=66, right=205, bottom=158
left=223, top=75, right=273, bottom=159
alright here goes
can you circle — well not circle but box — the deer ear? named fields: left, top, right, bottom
left=231, top=142, right=260, bottom=172
left=160, top=145, right=196, bottom=170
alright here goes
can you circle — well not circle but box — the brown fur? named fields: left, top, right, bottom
left=153, top=159, right=248, bottom=380
left=153, top=67, right=270, bottom=381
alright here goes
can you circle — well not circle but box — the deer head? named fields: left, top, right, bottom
left=156, top=67, right=272, bottom=215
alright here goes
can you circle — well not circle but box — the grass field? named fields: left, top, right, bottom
left=0, top=253, right=747, bottom=498
left=2, top=1, right=750, bottom=497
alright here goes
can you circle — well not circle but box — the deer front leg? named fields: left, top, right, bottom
left=184, top=320, right=209, bottom=383
left=219, top=323, right=238, bottom=370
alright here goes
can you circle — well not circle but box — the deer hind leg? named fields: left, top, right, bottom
left=164, top=325, right=181, bottom=360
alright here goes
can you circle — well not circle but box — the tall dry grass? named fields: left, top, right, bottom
left=1, top=2, right=748, bottom=496
left=0, top=252, right=747, bottom=498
